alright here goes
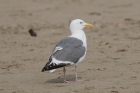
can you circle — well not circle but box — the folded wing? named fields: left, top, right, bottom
left=41, top=37, right=86, bottom=72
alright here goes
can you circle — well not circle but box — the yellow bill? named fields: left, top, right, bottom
left=85, top=23, right=93, bottom=28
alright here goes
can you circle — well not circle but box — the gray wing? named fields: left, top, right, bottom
left=52, top=37, right=86, bottom=63
left=53, top=37, right=84, bottom=51
left=53, top=45, right=85, bottom=63
left=41, top=37, right=86, bottom=72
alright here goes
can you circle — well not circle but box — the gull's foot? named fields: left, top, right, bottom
left=75, top=79, right=84, bottom=82
left=63, top=80, right=74, bottom=83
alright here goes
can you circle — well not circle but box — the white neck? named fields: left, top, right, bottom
left=69, top=29, right=87, bottom=48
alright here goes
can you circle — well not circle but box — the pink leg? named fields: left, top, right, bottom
left=75, top=66, right=83, bottom=82
left=63, top=67, right=73, bottom=83
left=63, top=67, right=67, bottom=83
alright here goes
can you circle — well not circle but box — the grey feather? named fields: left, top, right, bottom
left=52, top=37, right=86, bottom=63
left=41, top=37, right=86, bottom=72
left=54, top=37, right=83, bottom=49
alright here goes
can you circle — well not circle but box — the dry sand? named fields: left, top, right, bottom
left=0, top=0, right=140, bottom=93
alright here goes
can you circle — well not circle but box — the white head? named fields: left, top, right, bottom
left=70, top=19, right=93, bottom=33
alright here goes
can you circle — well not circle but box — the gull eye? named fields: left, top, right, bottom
left=80, top=22, right=83, bottom=24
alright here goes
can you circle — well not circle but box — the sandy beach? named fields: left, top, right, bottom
left=0, top=0, right=140, bottom=93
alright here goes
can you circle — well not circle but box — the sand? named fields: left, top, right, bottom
left=0, top=0, right=140, bottom=93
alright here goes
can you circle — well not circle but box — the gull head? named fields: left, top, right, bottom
left=70, top=19, right=93, bottom=31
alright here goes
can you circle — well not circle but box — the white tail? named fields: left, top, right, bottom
left=49, top=69, right=56, bottom=73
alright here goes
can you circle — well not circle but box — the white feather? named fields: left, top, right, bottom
left=49, top=69, right=56, bottom=73
left=52, top=58, right=74, bottom=65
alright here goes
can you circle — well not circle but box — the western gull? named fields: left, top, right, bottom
left=41, top=19, right=93, bottom=83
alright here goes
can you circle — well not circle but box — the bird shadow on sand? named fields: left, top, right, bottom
left=45, top=75, right=82, bottom=83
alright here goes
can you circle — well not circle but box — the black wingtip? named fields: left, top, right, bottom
left=41, top=67, right=47, bottom=72
left=41, top=63, right=70, bottom=72
left=41, top=69, right=45, bottom=72
left=41, top=64, right=48, bottom=72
